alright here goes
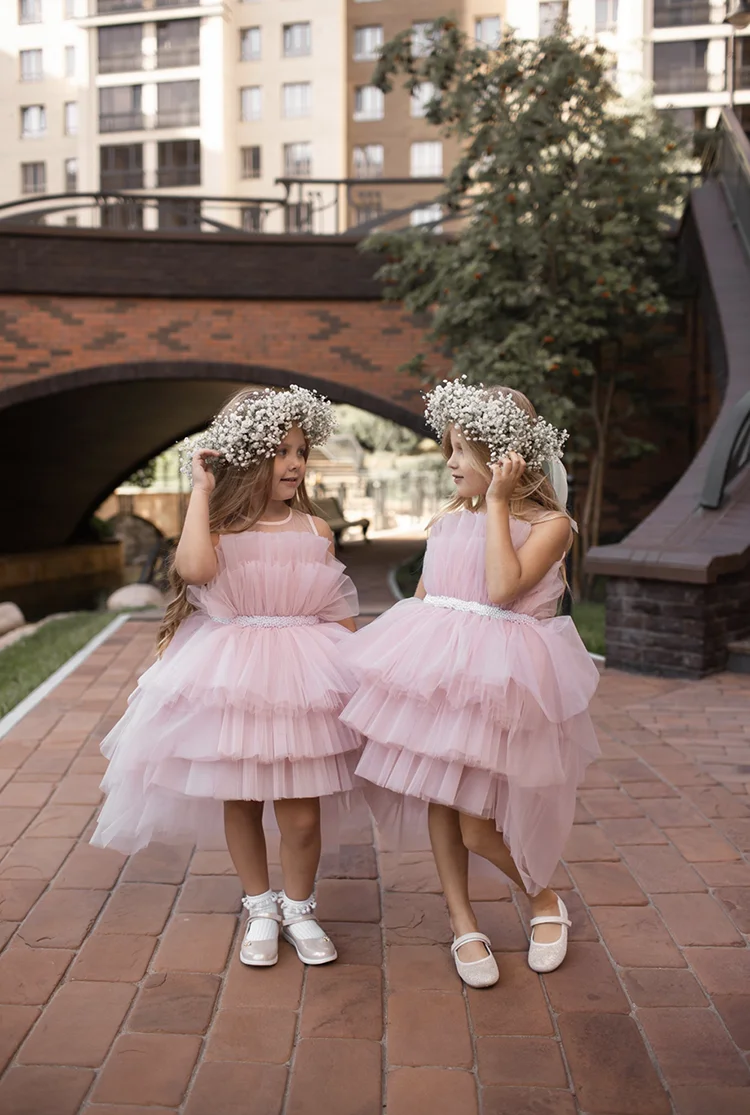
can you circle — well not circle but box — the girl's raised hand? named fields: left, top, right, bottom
left=191, top=449, right=222, bottom=494
left=487, top=451, right=526, bottom=504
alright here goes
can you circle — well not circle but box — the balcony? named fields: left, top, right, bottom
left=99, top=53, right=143, bottom=74
left=157, top=45, right=200, bottom=68
left=654, top=68, right=719, bottom=93
left=737, top=66, right=750, bottom=89
left=101, top=169, right=144, bottom=190
left=653, top=2, right=721, bottom=27
left=99, top=112, right=145, bottom=132
left=157, top=166, right=200, bottom=186
left=155, top=106, right=200, bottom=128
left=97, top=0, right=144, bottom=12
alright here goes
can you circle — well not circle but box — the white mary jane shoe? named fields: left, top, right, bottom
left=450, top=932, right=499, bottom=989
left=279, top=892, right=338, bottom=966
left=239, top=892, right=282, bottom=967
left=527, top=895, right=571, bottom=973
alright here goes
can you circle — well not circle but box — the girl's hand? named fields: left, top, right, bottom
left=191, top=449, right=222, bottom=494
left=487, top=451, right=526, bottom=504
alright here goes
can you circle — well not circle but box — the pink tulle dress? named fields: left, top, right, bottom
left=341, top=508, right=601, bottom=895
left=91, top=512, right=363, bottom=855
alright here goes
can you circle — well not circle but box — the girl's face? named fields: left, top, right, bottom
left=271, top=424, right=308, bottom=502
left=446, top=426, right=490, bottom=500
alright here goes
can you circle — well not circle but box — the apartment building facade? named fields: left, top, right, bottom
left=2, top=1, right=746, bottom=233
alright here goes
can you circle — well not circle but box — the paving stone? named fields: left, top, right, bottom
left=592, top=906, right=686, bottom=968
left=663, top=826, right=742, bottom=862
left=18, top=980, right=134, bottom=1067
left=598, top=759, right=656, bottom=783
left=621, top=845, right=706, bottom=893
left=83, top=1106, right=176, bottom=1115
left=50, top=775, right=104, bottom=805
left=696, top=861, right=750, bottom=886
left=0, top=939, right=74, bottom=1004
left=0, top=879, right=45, bottom=921
left=468, top=873, right=512, bottom=901
left=598, top=818, right=668, bottom=845
left=92, top=1033, right=202, bottom=1107
left=325, top=921, right=383, bottom=965
left=0, top=809, right=36, bottom=844
left=26, top=804, right=95, bottom=839
left=0, top=782, right=54, bottom=808
left=56, top=844, right=125, bottom=890
left=301, top=963, right=382, bottom=1040
left=388, top=991, right=473, bottom=1067
left=653, top=893, right=744, bottom=947
left=204, top=1007, right=296, bottom=1063
left=476, top=1036, right=567, bottom=1087
left=18, top=887, right=108, bottom=949
left=386, top=944, right=457, bottom=992
left=188, top=849, right=235, bottom=876
left=129, top=972, right=220, bottom=1034
left=481, top=1088, right=578, bottom=1115
left=626, top=781, right=679, bottom=799
left=176, top=875, right=242, bottom=914
left=708, top=817, right=750, bottom=850
left=543, top=941, right=629, bottom=1013
left=474, top=900, right=528, bottom=950
left=638, top=1007, right=750, bottom=1087
left=712, top=994, right=750, bottom=1050
left=715, top=887, right=750, bottom=933
left=97, top=883, right=177, bottom=936
left=184, top=1061, right=288, bottom=1115
left=686, top=946, right=750, bottom=994
left=152, top=913, right=236, bottom=973
left=621, top=967, right=708, bottom=1008
left=386, top=1068, right=478, bottom=1115
left=670, top=1087, right=750, bottom=1115
left=383, top=891, right=452, bottom=945
left=285, top=1038, right=381, bottom=1115
left=558, top=1013, right=670, bottom=1114
left=0, top=1004, right=39, bottom=1073
left=563, top=824, right=620, bottom=861
left=379, top=852, right=442, bottom=892
left=0, top=1066, right=94, bottom=1115
left=0, top=837, right=74, bottom=881
left=466, top=953, right=554, bottom=1037
left=566, top=861, right=647, bottom=905
left=316, top=878, right=380, bottom=922
left=71, top=932, right=156, bottom=982
left=578, top=791, right=644, bottom=819
left=221, top=941, right=303, bottom=1010
left=319, top=843, right=378, bottom=879
left=121, top=843, right=193, bottom=885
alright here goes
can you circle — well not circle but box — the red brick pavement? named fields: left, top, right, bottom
left=0, top=601, right=749, bottom=1112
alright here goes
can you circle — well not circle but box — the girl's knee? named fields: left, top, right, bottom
left=459, top=814, right=492, bottom=856
left=277, top=802, right=320, bottom=848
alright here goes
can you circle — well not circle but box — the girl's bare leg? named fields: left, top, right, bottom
left=273, top=797, right=322, bottom=901
left=428, top=803, right=487, bottom=962
left=224, top=800, right=269, bottom=895
left=458, top=813, right=562, bottom=944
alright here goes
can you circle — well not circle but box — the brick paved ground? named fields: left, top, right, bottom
left=0, top=543, right=748, bottom=1115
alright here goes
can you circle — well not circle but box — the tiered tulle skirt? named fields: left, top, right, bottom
left=342, top=597, right=601, bottom=894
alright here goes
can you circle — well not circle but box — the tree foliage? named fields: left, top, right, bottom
left=363, top=21, right=687, bottom=567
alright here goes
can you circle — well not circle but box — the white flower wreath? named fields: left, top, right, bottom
left=423, top=378, right=567, bottom=470
left=178, top=385, right=337, bottom=480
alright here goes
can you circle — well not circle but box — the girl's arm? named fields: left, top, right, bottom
left=414, top=577, right=426, bottom=600
left=484, top=454, right=571, bottom=606
left=314, top=516, right=357, bottom=632
left=175, top=451, right=222, bottom=585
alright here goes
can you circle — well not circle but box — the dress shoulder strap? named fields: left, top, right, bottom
left=307, top=514, right=320, bottom=537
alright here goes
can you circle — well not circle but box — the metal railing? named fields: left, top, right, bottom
left=156, top=47, right=200, bottom=68
left=100, top=170, right=145, bottom=190
left=654, top=69, right=716, bottom=94
left=653, top=1, right=721, bottom=27
left=706, top=107, right=750, bottom=261
left=99, top=112, right=145, bottom=133
left=98, top=53, right=144, bottom=74
left=156, top=166, right=201, bottom=187
left=155, top=107, right=200, bottom=128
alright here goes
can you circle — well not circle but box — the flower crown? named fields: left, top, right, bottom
left=179, top=385, right=337, bottom=479
left=423, top=378, right=567, bottom=470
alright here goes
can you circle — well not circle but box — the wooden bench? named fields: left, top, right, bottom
left=314, top=497, right=370, bottom=545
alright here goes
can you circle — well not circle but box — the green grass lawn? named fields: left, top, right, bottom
left=0, top=612, right=116, bottom=719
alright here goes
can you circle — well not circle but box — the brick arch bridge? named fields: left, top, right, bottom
left=0, top=227, right=444, bottom=553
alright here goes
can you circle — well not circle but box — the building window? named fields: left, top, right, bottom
left=540, top=1, right=569, bottom=36
left=20, top=50, right=43, bottom=82
left=19, top=0, right=42, bottom=24
left=65, top=157, right=78, bottom=191
left=411, top=82, right=436, bottom=118
left=158, top=139, right=201, bottom=187
left=157, top=80, right=200, bottom=127
left=65, top=46, right=76, bottom=78
left=21, top=161, right=46, bottom=195
left=240, top=26, right=261, bottom=61
left=595, top=0, right=618, bottom=32
left=283, top=23, right=311, bottom=57
left=354, top=85, right=384, bottom=121
left=65, top=102, right=78, bottom=136
left=241, top=145, right=262, bottom=179
left=353, top=143, right=384, bottom=178
left=98, top=24, right=143, bottom=74
left=65, top=215, right=77, bottom=226
left=352, top=191, right=383, bottom=226
left=99, top=86, right=143, bottom=133
left=100, top=142, right=144, bottom=189
left=285, top=202, right=313, bottom=234
left=21, top=105, right=46, bottom=138
left=158, top=198, right=201, bottom=231
left=242, top=205, right=265, bottom=232
left=65, top=0, right=76, bottom=16
left=283, top=141, right=312, bottom=177
left=101, top=200, right=144, bottom=230
left=410, top=205, right=442, bottom=232
left=241, top=85, right=262, bottom=121
left=653, top=39, right=714, bottom=94
left=412, top=22, right=436, bottom=58
left=283, top=82, right=311, bottom=118
left=475, top=16, right=501, bottom=46
left=157, top=20, right=200, bottom=68
left=410, top=141, right=442, bottom=177
left=354, top=25, right=383, bottom=61
left=653, top=1, right=712, bottom=29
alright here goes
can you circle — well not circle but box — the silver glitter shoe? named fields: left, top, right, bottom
left=279, top=894, right=337, bottom=965
left=239, top=893, right=281, bottom=967
left=451, top=932, right=499, bottom=988
left=527, top=895, right=571, bottom=973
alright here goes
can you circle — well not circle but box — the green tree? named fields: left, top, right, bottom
left=363, top=20, right=686, bottom=571
left=335, top=405, right=421, bottom=454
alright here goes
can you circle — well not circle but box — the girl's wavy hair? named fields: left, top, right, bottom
left=157, top=388, right=314, bottom=656
left=431, top=386, right=571, bottom=528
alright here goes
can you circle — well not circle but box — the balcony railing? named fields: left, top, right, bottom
left=654, top=68, right=716, bottom=93
left=97, top=0, right=144, bottom=12
left=99, top=53, right=144, bottom=74
left=99, top=112, right=145, bottom=132
left=155, top=106, right=200, bottom=128
left=157, top=46, right=200, bottom=68
left=101, top=170, right=145, bottom=190
left=156, top=166, right=201, bottom=187
left=653, top=1, right=721, bottom=27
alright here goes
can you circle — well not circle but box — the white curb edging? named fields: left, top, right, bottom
left=0, top=613, right=131, bottom=742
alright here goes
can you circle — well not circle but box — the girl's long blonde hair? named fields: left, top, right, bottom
left=157, top=388, right=314, bottom=656
left=431, top=386, right=570, bottom=526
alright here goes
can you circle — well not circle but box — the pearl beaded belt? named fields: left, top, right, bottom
left=209, top=614, right=320, bottom=629
left=423, top=594, right=537, bottom=626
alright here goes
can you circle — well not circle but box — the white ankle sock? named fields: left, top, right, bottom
left=279, top=892, right=326, bottom=940
left=242, top=890, right=278, bottom=942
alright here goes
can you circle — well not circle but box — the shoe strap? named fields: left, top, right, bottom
left=283, top=912, right=321, bottom=927
left=451, top=931, right=492, bottom=956
left=243, top=909, right=281, bottom=924
left=529, top=914, right=571, bottom=928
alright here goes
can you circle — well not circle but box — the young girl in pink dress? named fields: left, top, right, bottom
left=91, top=386, right=362, bottom=968
left=342, top=381, right=600, bottom=987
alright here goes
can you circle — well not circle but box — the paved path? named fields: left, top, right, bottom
left=0, top=542, right=748, bottom=1115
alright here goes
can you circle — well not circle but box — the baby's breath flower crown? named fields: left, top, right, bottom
left=423, top=378, right=567, bottom=470
left=179, top=385, right=337, bottom=481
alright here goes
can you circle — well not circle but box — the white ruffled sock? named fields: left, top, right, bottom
left=242, top=889, right=279, bottom=942
left=279, top=891, right=327, bottom=940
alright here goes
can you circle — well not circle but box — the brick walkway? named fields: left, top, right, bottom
left=0, top=551, right=748, bottom=1114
